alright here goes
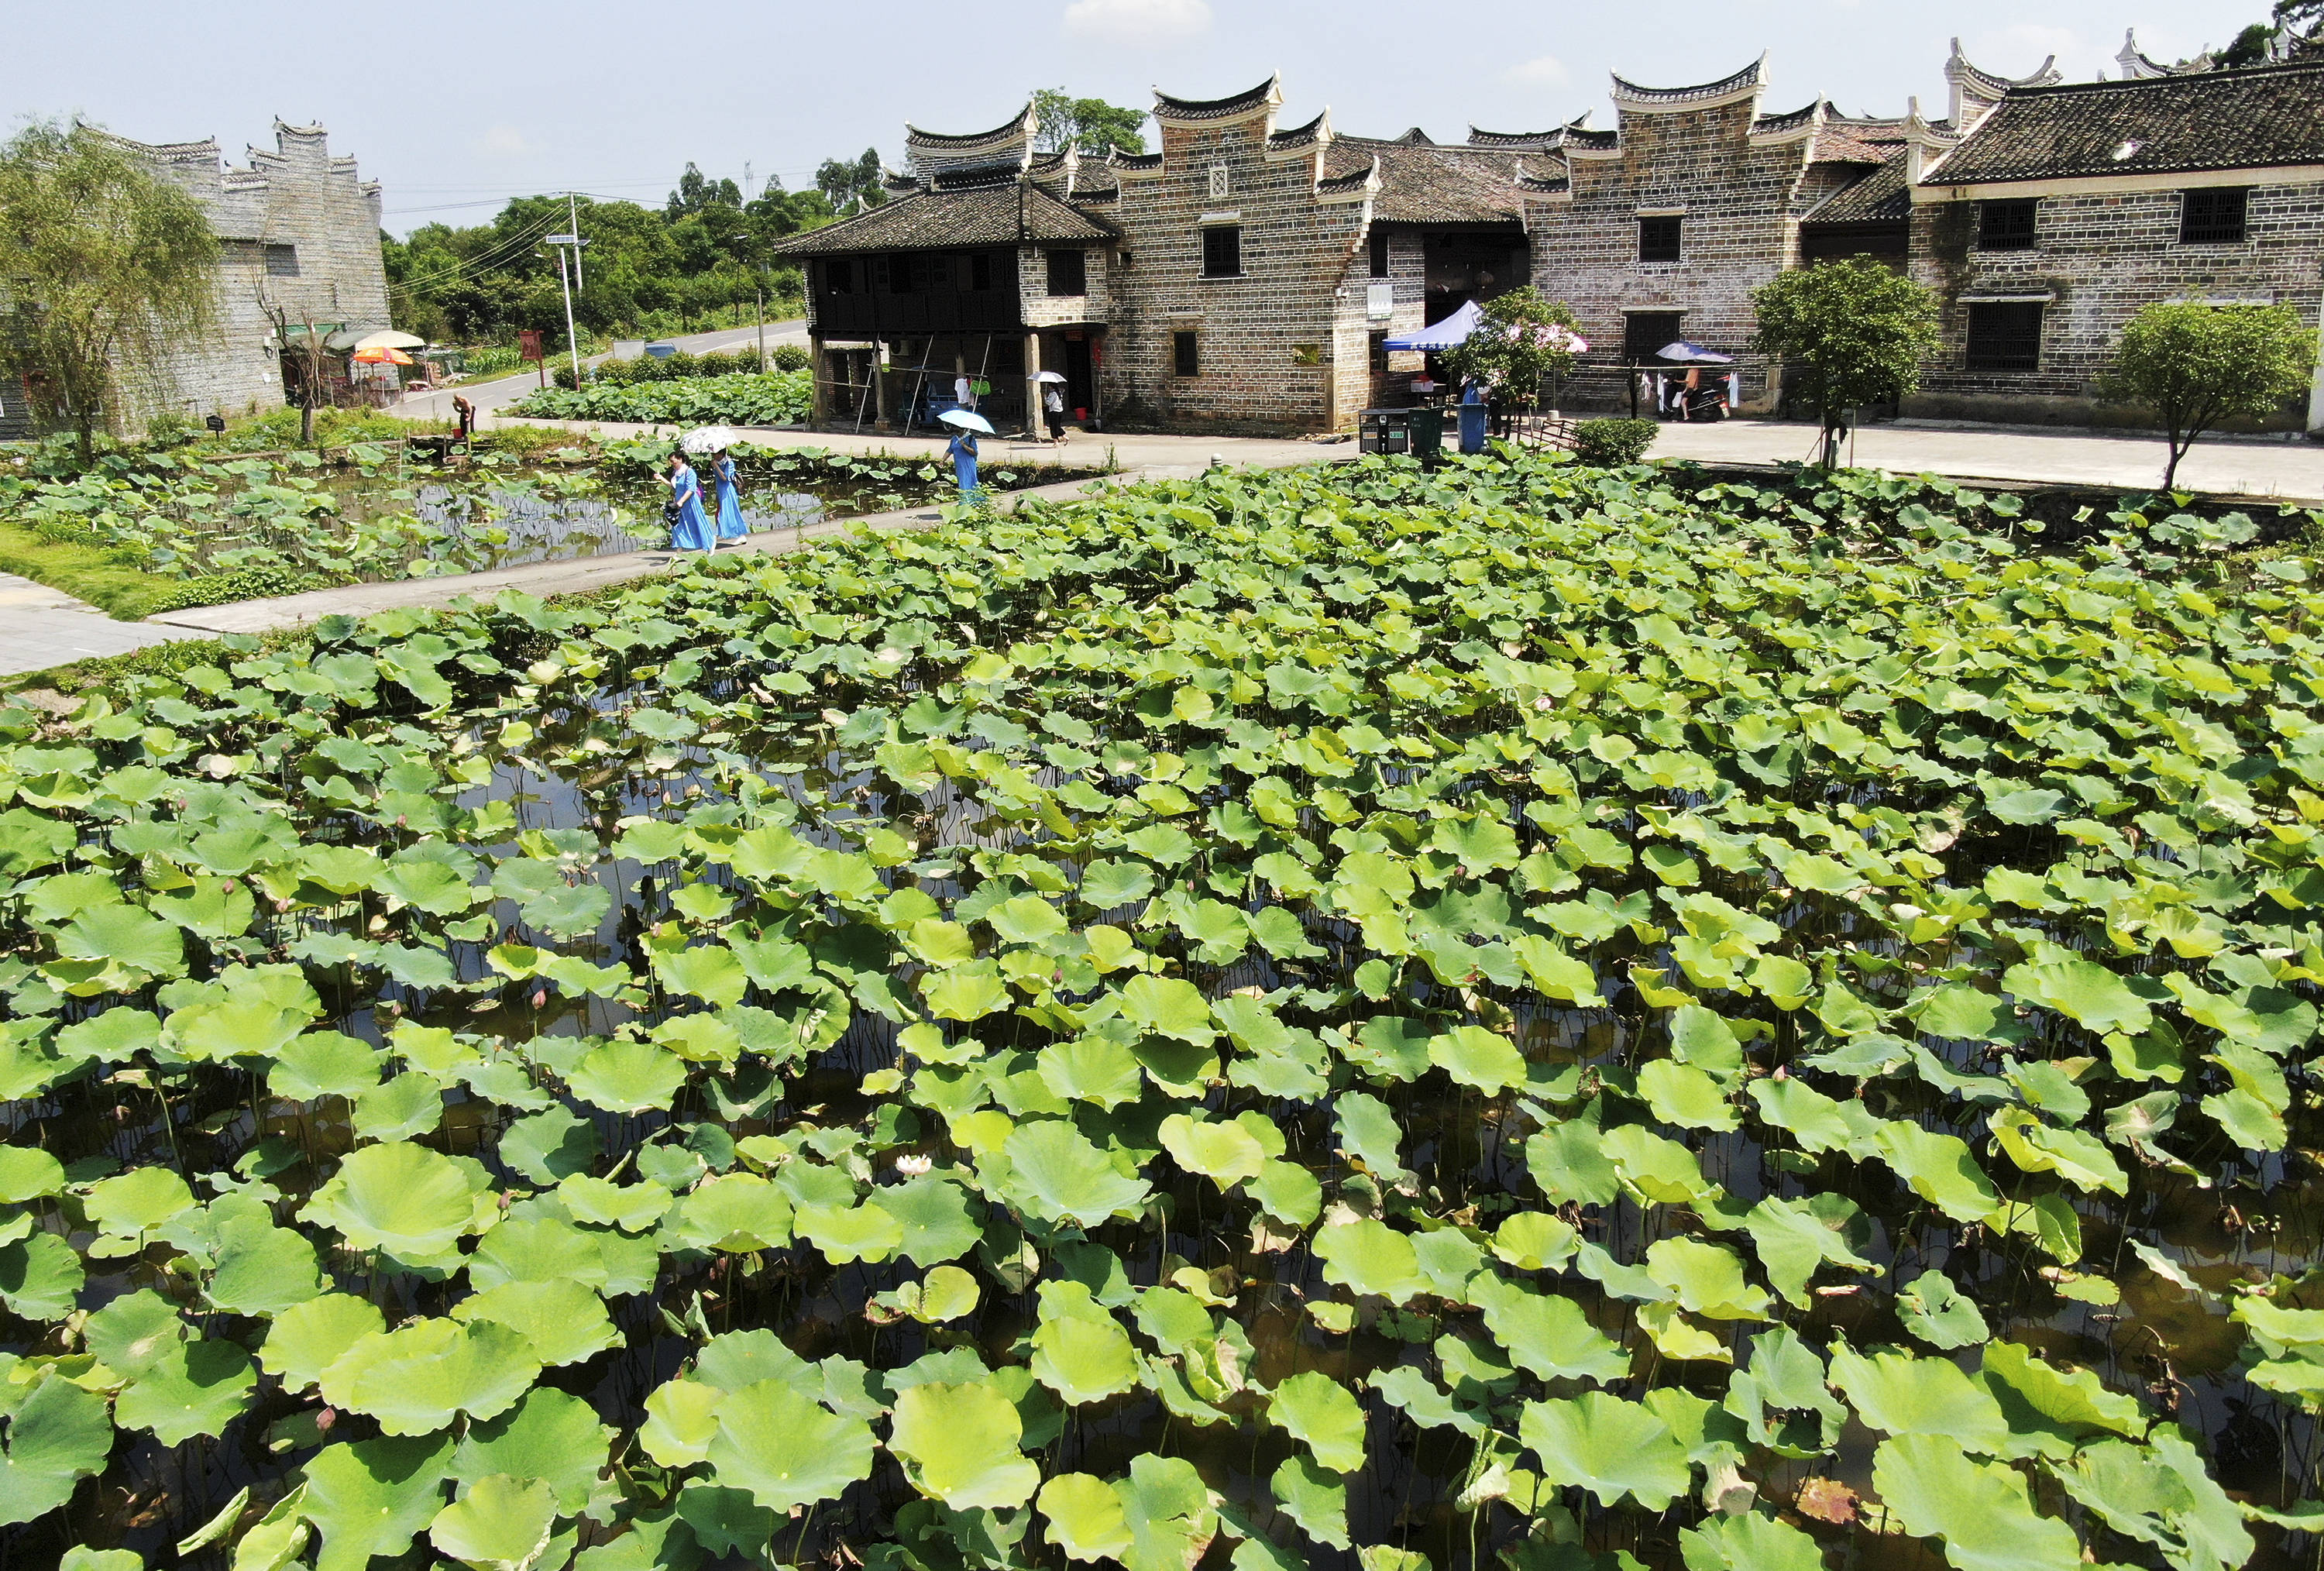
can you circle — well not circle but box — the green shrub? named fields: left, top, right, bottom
left=1571, top=418, right=1659, bottom=467
left=513, top=371, right=813, bottom=428
left=771, top=343, right=810, bottom=373
left=462, top=345, right=523, bottom=377
left=150, top=566, right=332, bottom=611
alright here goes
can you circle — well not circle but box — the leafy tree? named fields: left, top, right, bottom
left=1750, top=259, right=1941, bottom=469
left=1031, top=90, right=1148, bottom=157
left=666, top=163, right=742, bottom=219
left=1441, top=288, right=1586, bottom=412
left=2099, top=301, right=2319, bottom=489
left=2220, top=22, right=2280, bottom=66
left=816, top=150, right=889, bottom=216
left=0, top=120, right=218, bottom=459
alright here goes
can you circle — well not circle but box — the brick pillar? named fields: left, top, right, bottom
left=2310, top=291, right=2324, bottom=435
left=1024, top=331, right=1043, bottom=438
left=810, top=335, right=829, bottom=425
left=871, top=340, right=890, bottom=429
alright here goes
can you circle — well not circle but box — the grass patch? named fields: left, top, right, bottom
left=0, top=518, right=178, bottom=620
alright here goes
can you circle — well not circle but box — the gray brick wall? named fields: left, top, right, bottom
left=1906, top=180, right=2324, bottom=427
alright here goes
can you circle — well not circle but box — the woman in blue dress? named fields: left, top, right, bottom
left=945, top=428, right=980, bottom=499
left=710, top=449, right=748, bottom=545
left=665, top=451, right=713, bottom=554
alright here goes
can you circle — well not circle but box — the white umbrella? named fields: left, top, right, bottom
left=352, top=329, right=428, bottom=352
left=939, top=409, right=995, bottom=434
left=680, top=425, right=743, bottom=452
left=1033, top=370, right=1068, bottom=383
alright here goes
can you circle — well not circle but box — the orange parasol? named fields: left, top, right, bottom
left=351, top=346, right=413, bottom=365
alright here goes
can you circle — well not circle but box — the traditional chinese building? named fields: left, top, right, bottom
left=775, top=43, right=2324, bottom=438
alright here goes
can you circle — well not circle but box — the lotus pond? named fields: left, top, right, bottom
left=0, top=442, right=1087, bottom=614
left=5, top=452, right=2324, bottom=1571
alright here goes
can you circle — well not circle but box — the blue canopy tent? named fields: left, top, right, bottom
left=1384, top=300, right=1483, bottom=352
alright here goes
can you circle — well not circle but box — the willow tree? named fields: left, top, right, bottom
left=0, top=121, right=218, bottom=459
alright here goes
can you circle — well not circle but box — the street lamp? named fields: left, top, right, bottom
left=545, top=196, right=590, bottom=389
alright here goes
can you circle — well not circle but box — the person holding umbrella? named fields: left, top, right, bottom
left=939, top=407, right=994, bottom=499
left=710, top=449, right=748, bottom=545
left=1037, top=370, right=1069, bottom=442
left=665, top=449, right=713, bottom=554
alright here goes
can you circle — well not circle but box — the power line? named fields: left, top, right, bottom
left=385, top=208, right=564, bottom=296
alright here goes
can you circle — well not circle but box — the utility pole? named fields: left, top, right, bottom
left=756, top=277, right=767, bottom=370
left=545, top=217, right=589, bottom=390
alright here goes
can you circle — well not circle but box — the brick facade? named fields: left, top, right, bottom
left=786, top=46, right=2324, bottom=438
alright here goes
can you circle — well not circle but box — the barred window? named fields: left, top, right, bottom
left=1202, top=225, right=1241, bottom=277
left=1966, top=301, right=2043, bottom=372
left=2181, top=187, right=2249, bottom=245
left=1174, top=331, right=1199, bottom=376
left=1624, top=311, right=1684, bottom=362
left=1638, top=216, right=1682, bottom=263
left=1046, top=249, right=1086, bottom=297
left=1977, top=199, right=2038, bottom=251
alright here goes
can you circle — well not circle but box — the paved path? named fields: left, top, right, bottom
left=1652, top=419, right=2324, bottom=503
left=0, top=573, right=181, bottom=675
left=394, top=319, right=810, bottom=424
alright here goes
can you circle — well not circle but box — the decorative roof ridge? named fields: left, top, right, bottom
left=272, top=119, right=328, bottom=137
left=2116, top=29, right=2223, bottom=78
left=1518, top=170, right=1573, bottom=192
left=1153, top=74, right=1284, bottom=122
left=1315, top=155, right=1378, bottom=193
left=1466, top=113, right=1596, bottom=150
left=1610, top=53, right=1767, bottom=107
left=1267, top=109, right=1332, bottom=150
left=904, top=104, right=1036, bottom=148
left=2003, top=55, right=2324, bottom=95
left=1945, top=37, right=2063, bottom=98
left=1107, top=147, right=1164, bottom=168
left=1751, top=100, right=1824, bottom=132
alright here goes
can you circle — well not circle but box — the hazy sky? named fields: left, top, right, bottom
left=2, top=0, right=2263, bottom=235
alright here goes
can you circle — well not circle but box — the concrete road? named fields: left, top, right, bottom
left=1653, top=418, right=2324, bottom=504
left=394, top=318, right=809, bottom=422
left=0, top=574, right=180, bottom=678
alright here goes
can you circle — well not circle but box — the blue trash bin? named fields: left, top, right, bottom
left=1457, top=403, right=1489, bottom=455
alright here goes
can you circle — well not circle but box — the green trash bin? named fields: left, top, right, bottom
left=1410, top=407, right=1445, bottom=459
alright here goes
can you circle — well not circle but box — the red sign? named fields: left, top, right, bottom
left=518, top=330, right=544, bottom=363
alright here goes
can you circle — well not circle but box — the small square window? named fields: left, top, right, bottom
left=1202, top=225, right=1241, bottom=278
left=1046, top=249, right=1087, bottom=297
left=1966, top=301, right=2043, bottom=372
left=1624, top=311, right=1684, bottom=362
left=1638, top=216, right=1681, bottom=263
left=2181, top=187, right=2248, bottom=245
left=1978, top=200, right=2038, bottom=251
left=1369, top=230, right=1391, bottom=278
left=263, top=243, right=300, bottom=277
left=1174, top=331, right=1199, bottom=376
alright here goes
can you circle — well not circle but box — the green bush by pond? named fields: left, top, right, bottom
left=2, top=452, right=2322, bottom=1568
left=515, top=370, right=813, bottom=427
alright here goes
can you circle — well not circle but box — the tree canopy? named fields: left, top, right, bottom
left=0, top=120, right=218, bottom=457
left=2099, top=301, right=2319, bottom=488
left=1751, top=260, right=1941, bottom=468
left=814, top=150, right=889, bottom=216
left=384, top=167, right=844, bottom=347
left=1031, top=91, right=1147, bottom=157
left=1442, top=288, right=1587, bottom=411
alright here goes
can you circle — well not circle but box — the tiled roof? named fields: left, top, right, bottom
left=1945, top=41, right=2062, bottom=103
left=1751, top=101, right=1821, bottom=136
left=905, top=108, right=1034, bottom=149
left=1811, top=118, right=1909, bottom=165
left=1466, top=116, right=1598, bottom=152
left=769, top=183, right=1117, bottom=255
left=1927, top=61, right=2324, bottom=185
left=1267, top=111, right=1331, bottom=152
left=928, top=162, right=1024, bottom=191
left=1611, top=56, right=1766, bottom=105
left=1326, top=137, right=1533, bottom=225
left=1153, top=76, right=1282, bottom=122
left=1801, top=153, right=1912, bottom=224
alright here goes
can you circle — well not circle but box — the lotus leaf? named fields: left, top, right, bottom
left=0, top=1373, right=111, bottom=1525
left=299, top=1142, right=484, bottom=1264
left=452, top=1278, right=621, bottom=1366
left=1872, top=1432, right=2082, bottom=1571
left=567, top=1040, right=687, bottom=1114
left=1030, top=1281, right=1140, bottom=1404
left=889, top=1380, right=1040, bottom=1509
left=83, top=1166, right=194, bottom=1236
left=1519, top=1391, right=1690, bottom=1511
left=325, top=1318, right=542, bottom=1434
left=300, top=1433, right=454, bottom=1571
left=705, top=1378, right=875, bottom=1513
left=1268, top=1370, right=1369, bottom=1473
left=1315, top=1218, right=1427, bottom=1305
left=1002, top=1119, right=1151, bottom=1226
left=453, top=1388, right=613, bottom=1515
left=429, top=1473, right=555, bottom=1571
left=0, top=1234, right=81, bottom=1321
left=261, top=1294, right=385, bottom=1390
left=115, top=1339, right=255, bottom=1444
